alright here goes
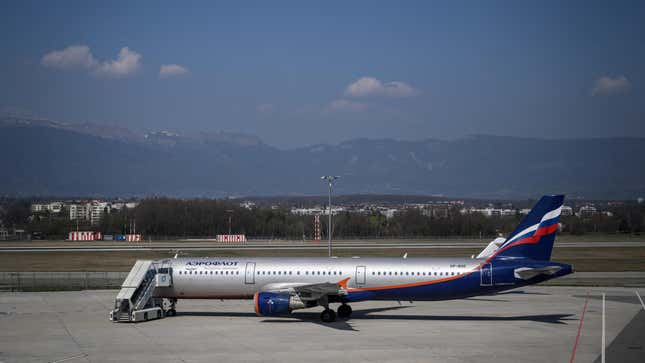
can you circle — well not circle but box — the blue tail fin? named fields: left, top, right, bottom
left=492, top=195, right=564, bottom=261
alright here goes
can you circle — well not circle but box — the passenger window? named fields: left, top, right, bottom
left=306, top=271, right=309, bottom=275
left=297, top=271, right=300, bottom=275
left=289, top=271, right=292, bottom=275
left=372, top=272, right=375, bottom=275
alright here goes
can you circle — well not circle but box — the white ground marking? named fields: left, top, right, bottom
left=636, top=290, right=645, bottom=310
left=601, top=292, right=606, bottom=363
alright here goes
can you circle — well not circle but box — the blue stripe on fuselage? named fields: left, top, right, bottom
left=343, top=260, right=572, bottom=302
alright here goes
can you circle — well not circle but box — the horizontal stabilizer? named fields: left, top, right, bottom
left=476, top=237, right=506, bottom=259
left=513, top=266, right=562, bottom=280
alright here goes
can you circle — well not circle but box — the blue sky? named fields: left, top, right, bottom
left=1, top=1, right=644, bottom=147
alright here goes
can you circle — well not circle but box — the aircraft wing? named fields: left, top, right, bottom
left=260, top=278, right=349, bottom=301
left=513, top=266, right=562, bottom=280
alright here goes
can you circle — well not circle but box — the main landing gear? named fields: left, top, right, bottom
left=337, top=304, right=352, bottom=319
left=320, top=304, right=353, bottom=323
left=320, top=308, right=336, bottom=323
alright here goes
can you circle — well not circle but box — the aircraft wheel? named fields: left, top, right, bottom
left=337, top=304, right=352, bottom=319
left=167, top=308, right=176, bottom=317
left=320, top=308, right=336, bottom=323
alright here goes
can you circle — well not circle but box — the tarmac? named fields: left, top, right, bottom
left=0, top=286, right=644, bottom=363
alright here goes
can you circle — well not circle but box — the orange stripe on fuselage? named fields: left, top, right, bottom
left=253, top=291, right=261, bottom=316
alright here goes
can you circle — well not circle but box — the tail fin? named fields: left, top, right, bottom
left=492, top=195, right=564, bottom=261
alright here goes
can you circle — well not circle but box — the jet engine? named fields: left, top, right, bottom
left=253, top=292, right=307, bottom=316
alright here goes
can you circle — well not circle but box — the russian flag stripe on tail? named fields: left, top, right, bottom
left=492, top=195, right=564, bottom=261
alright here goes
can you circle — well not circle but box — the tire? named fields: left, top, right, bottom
left=337, top=304, right=352, bottom=319
left=168, top=309, right=176, bottom=317
left=320, top=309, right=337, bottom=323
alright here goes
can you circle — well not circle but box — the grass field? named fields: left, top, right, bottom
left=2, top=246, right=645, bottom=272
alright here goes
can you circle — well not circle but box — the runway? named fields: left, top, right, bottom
left=0, top=286, right=643, bottom=362
left=2, top=241, right=645, bottom=252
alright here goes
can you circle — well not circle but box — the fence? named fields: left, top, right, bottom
left=0, top=271, right=128, bottom=291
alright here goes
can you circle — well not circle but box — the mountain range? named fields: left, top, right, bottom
left=1, top=117, right=644, bottom=199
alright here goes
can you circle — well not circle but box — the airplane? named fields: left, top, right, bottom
left=112, top=195, right=573, bottom=323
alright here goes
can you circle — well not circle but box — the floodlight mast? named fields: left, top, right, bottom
left=321, top=176, right=339, bottom=257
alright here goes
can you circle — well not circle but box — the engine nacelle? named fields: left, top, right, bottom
left=253, top=291, right=307, bottom=316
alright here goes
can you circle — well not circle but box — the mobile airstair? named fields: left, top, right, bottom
left=109, top=259, right=173, bottom=323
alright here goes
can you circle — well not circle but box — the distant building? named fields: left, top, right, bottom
left=379, top=208, right=398, bottom=219
left=90, top=202, right=111, bottom=225
left=69, top=203, right=91, bottom=221
left=111, top=202, right=138, bottom=211
left=561, top=206, right=573, bottom=216
left=240, top=201, right=256, bottom=210
left=30, top=202, right=63, bottom=214
left=290, top=207, right=345, bottom=216
left=461, top=208, right=515, bottom=217
left=577, top=205, right=597, bottom=217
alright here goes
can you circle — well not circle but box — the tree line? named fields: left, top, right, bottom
left=2, top=197, right=644, bottom=240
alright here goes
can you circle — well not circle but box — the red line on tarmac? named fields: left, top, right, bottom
left=569, top=291, right=589, bottom=363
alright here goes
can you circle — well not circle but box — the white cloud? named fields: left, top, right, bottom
left=93, top=47, right=141, bottom=77
left=41, top=45, right=141, bottom=78
left=159, top=64, right=190, bottom=79
left=41, top=45, right=97, bottom=70
left=329, top=99, right=368, bottom=112
left=591, top=75, right=631, bottom=96
left=345, top=76, right=416, bottom=98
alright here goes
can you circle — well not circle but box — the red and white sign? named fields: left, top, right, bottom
left=126, top=234, right=142, bottom=242
left=69, top=231, right=99, bottom=241
left=216, top=234, right=247, bottom=243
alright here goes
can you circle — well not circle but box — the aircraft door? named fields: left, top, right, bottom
left=480, top=263, right=492, bottom=286
left=356, top=266, right=366, bottom=285
left=245, top=262, right=256, bottom=284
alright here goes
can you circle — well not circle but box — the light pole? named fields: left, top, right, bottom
left=225, top=209, right=234, bottom=235
left=321, top=176, right=339, bottom=257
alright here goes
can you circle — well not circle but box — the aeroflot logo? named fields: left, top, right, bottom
left=186, top=261, right=239, bottom=267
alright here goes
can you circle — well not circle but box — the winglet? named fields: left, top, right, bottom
left=337, top=277, right=350, bottom=289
